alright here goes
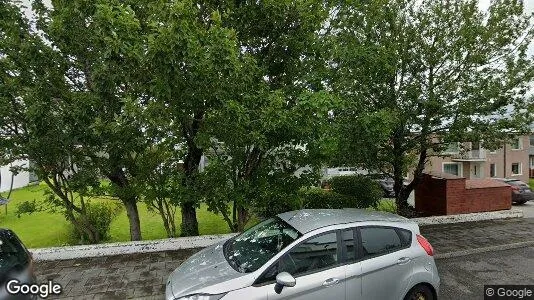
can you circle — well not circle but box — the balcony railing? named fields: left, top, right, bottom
left=452, top=149, right=486, bottom=160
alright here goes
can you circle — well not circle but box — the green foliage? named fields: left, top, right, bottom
left=250, top=185, right=304, bottom=220
left=330, top=0, right=534, bottom=212
left=196, top=0, right=332, bottom=231
left=15, top=200, right=40, bottom=218
left=299, top=188, right=349, bottom=209
left=67, top=201, right=123, bottom=244
left=297, top=176, right=382, bottom=210
left=373, top=199, right=397, bottom=214
left=328, top=175, right=382, bottom=209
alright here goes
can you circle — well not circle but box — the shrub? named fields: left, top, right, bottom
left=299, top=188, right=350, bottom=209
left=68, top=201, right=122, bottom=244
left=253, top=193, right=302, bottom=220
left=328, top=175, right=382, bottom=209
left=15, top=200, right=40, bottom=218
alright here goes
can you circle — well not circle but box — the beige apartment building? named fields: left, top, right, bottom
left=424, top=135, right=530, bottom=183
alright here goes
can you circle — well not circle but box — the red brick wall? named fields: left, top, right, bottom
left=415, top=174, right=512, bottom=216
left=415, top=175, right=448, bottom=215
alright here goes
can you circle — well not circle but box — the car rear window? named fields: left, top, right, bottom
left=360, top=227, right=404, bottom=257
left=396, top=228, right=412, bottom=247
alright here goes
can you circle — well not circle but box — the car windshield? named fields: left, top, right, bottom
left=223, top=217, right=301, bottom=273
left=0, top=230, right=30, bottom=275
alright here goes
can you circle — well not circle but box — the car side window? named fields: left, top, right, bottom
left=257, top=231, right=339, bottom=284
left=359, top=227, right=404, bottom=258
left=396, top=228, right=412, bottom=247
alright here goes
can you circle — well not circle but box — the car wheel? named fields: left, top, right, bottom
left=514, top=200, right=528, bottom=205
left=404, top=284, right=434, bottom=300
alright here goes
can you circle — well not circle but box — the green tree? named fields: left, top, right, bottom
left=330, top=0, right=534, bottom=214
left=26, top=0, right=157, bottom=240
left=200, top=90, right=332, bottom=231
left=136, top=144, right=183, bottom=238
left=144, top=0, right=247, bottom=236
left=195, top=0, right=333, bottom=231
left=0, top=0, right=110, bottom=242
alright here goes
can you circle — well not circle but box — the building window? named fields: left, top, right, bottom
left=511, top=163, right=522, bottom=175
left=443, top=142, right=459, bottom=154
left=530, top=157, right=534, bottom=168
left=443, top=163, right=461, bottom=176
left=490, top=163, right=496, bottom=177
left=530, top=135, right=534, bottom=147
left=511, top=138, right=522, bottom=150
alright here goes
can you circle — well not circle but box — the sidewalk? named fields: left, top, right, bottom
left=34, top=218, right=534, bottom=299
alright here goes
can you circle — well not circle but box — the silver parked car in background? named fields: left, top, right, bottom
left=166, top=209, right=440, bottom=300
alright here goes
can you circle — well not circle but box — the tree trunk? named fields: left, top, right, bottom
left=395, top=146, right=428, bottom=217
left=180, top=201, right=199, bottom=236
left=236, top=205, right=249, bottom=232
left=123, top=199, right=142, bottom=241
left=163, top=199, right=177, bottom=237
left=106, top=169, right=142, bottom=241
left=156, top=200, right=172, bottom=238
left=392, top=127, right=409, bottom=214
left=180, top=112, right=204, bottom=236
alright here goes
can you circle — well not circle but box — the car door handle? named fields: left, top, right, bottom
left=397, top=257, right=411, bottom=265
left=323, top=278, right=340, bottom=287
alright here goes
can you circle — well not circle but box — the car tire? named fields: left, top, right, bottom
left=514, top=200, right=528, bottom=205
left=404, top=284, right=434, bottom=300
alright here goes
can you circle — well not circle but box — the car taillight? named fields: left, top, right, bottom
left=417, top=234, right=434, bottom=256
left=511, top=186, right=520, bottom=192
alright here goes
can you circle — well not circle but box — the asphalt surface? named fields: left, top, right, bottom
left=31, top=218, right=534, bottom=299
left=515, top=201, right=534, bottom=218
left=437, top=246, right=534, bottom=300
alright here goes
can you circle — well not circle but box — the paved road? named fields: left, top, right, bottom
left=515, top=201, right=534, bottom=218
left=437, top=247, right=534, bottom=300
left=33, top=218, right=534, bottom=299
left=34, top=249, right=201, bottom=300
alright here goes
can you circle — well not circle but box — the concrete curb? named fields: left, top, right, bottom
left=413, top=208, right=523, bottom=225
left=30, top=209, right=524, bottom=261
left=31, top=233, right=237, bottom=261
left=435, top=240, right=534, bottom=260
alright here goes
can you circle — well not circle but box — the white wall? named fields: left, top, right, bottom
left=322, top=167, right=369, bottom=179
left=0, top=160, right=31, bottom=193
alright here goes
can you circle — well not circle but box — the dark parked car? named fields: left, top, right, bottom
left=492, top=178, right=534, bottom=204
left=0, top=229, right=35, bottom=300
left=376, top=177, right=410, bottom=198
left=377, top=178, right=395, bottom=198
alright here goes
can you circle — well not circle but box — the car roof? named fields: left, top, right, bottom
left=277, top=208, right=410, bottom=234
left=492, top=178, right=524, bottom=184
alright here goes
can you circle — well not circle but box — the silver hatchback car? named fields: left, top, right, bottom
left=166, top=209, right=440, bottom=300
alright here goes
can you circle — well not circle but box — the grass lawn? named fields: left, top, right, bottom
left=530, top=178, right=534, bottom=190
left=0, top=183, right=232, bottom=248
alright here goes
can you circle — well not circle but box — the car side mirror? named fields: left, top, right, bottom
left=274, top=272, right=296, bottom=294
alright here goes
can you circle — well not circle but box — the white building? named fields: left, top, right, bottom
left=0, top=160, right=38, bottom=192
